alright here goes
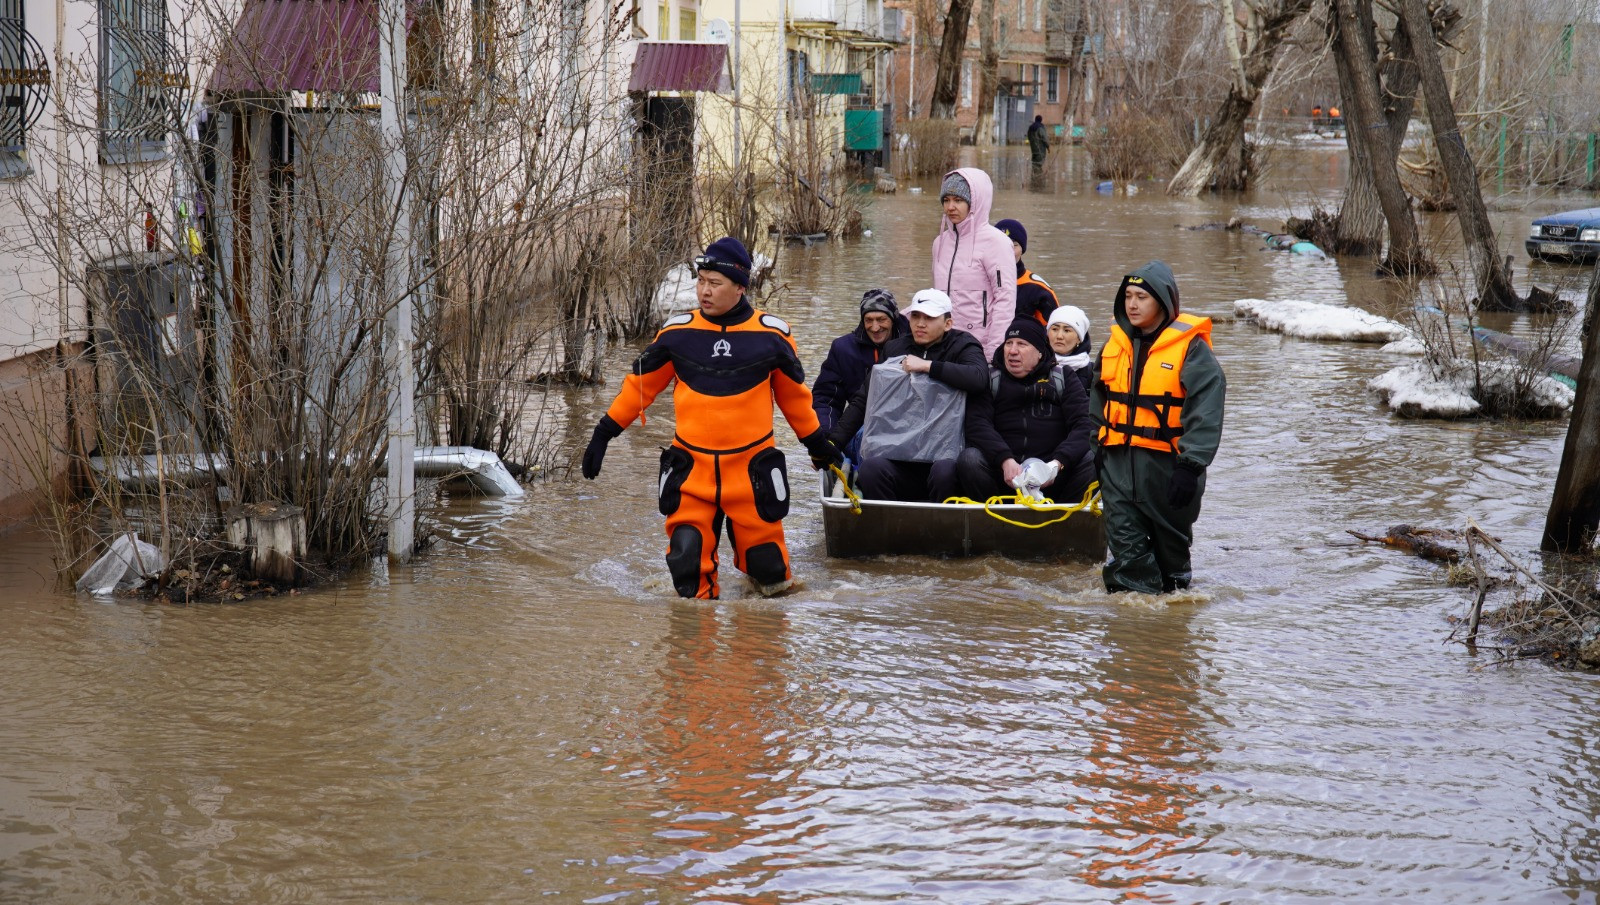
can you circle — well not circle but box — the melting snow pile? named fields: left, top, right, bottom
left=1234, top=298, right=1412, bottom=343
left=1369, top=358, right=1574, bottom=419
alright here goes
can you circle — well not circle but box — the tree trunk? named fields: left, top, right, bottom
left=1167, top=0, right=1312, bottom=196
left=1329, top=0, right=1427, bottom=274
left=1397, top=0, right=1520, bottom=310
left=1332, top=11, right=1420, bottom=255
left=930, top=0, right=978, bottom=119
left=1063, top=3, right=1091, bottom=129
left=975, top=0, right=997, bottom=144
left=1542, top=265, right=1600, bottom=553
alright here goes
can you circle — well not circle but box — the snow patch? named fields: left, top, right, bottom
left=1369, top=358, right=1575, bottom=419
left=1380, top=335, right=1427, bottom=355
left=1235, top=298, right=1412, bottom=343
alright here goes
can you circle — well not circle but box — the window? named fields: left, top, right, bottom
left=0, top=0, right=49, bottom=176
left=100, top=0, right=176, bottom=162
left=678, top=6, right=696, bottom=41
left=658, top=3, right=669, bottom=38
left=1046, top=65, right=1058, bottom=103
left=1034, top=0, right=1041, bottom=31
left=1032, top=64, right=1040, bottom=100
left=1016, top=0, right=1024, bottom=30
left=960, top=59, right=971, bottom=107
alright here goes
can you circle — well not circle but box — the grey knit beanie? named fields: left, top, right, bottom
left=939, top=172, right=971, bottom=205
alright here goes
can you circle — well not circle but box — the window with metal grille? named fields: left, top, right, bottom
left=99, top=0, right=177, bottom=161
left=1046, top=65, right=1058, bottom=103
left=0, top=0, right=48, bottom=172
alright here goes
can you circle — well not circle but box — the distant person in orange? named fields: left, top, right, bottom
left=1311, top=104, right=1323, bottom=129
left=581, top=236, right=841, bottom=599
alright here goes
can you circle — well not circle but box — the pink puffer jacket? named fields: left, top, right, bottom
left=931, top=167, right=1017, bottom=358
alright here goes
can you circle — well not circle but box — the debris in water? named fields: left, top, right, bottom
left=1347, top=524, right=1465, bottom=563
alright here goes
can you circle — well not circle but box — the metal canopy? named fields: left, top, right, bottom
left=210, top=0, right=381, bottom=94
left=628, top=41, right=729, bottom=93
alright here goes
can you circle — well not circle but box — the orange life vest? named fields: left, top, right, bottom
left=1098, top=313, right=1212, bottom=452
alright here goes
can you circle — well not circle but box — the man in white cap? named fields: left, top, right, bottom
left=827, top=289, right=990, bottom=501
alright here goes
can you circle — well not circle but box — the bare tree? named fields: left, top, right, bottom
left=975, top=0, right=1000, bottom=143
left=931, top=0, right=979, bottom=117
left=1397, top=0, right=1525, bottom=310
left=1324, top=5, right=1420, bottom=255
left=1328, top=0, right=1428, bottom=274
left=1167, top=0, right=1315, bottom=195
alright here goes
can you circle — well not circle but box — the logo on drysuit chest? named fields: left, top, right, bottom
left=712, top=338, right=733, bottom=358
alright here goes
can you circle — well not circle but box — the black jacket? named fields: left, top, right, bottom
left=829, top=328, right=989, bottom=448
left=968, top=351, right=1093, bottom=470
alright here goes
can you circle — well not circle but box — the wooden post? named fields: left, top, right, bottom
left=1542, top=264, right=1600, bottom=552
left=227, top=503, right=306, bottom=584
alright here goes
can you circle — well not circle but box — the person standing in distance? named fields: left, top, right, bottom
left=581, top=237, right=841, bottom=599
left=1092, top=261, right=1225, bottom=594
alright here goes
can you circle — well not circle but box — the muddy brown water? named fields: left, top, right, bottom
left=6, top=146, right=1600, bottom=902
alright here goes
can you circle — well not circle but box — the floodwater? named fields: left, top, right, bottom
left=6, top=145, right=1600, bottom=903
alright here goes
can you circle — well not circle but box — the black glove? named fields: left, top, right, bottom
left=1167, top=461, right=1201, bottom=508
left=800, top=429, right=843, bottom=471
left=581, top=416, right=624, bottom=480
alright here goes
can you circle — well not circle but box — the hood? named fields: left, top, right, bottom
left=940, top=167, right=996, bottom=237
left=1534, top=207, right=1600, bottom=227
left=1112, top=260, right=1179, bottom=337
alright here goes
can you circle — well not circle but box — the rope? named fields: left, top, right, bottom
left=942, top=480, right=1102, bottom=529
left=827, top=463, right=862, bottom=514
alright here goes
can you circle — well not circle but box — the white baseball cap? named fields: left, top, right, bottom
left=904, top=289, right=953, bottom=318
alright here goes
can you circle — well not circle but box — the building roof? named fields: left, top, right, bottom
left=210, top=0, right=382, bottom=94
left=628, top=41, right=729, bottom=93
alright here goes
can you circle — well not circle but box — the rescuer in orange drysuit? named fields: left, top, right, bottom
left=581, top=237, right=841, bottom=599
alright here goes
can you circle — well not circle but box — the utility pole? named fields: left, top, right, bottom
left=379, top=0, right=415, bottom=562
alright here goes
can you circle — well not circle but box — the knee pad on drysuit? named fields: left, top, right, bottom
left=666, top=525, right=704, bottom=599
left=743, top=541, right=788, bottom=587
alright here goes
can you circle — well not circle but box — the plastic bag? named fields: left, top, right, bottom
left=859, top=357, right=967, bottom=463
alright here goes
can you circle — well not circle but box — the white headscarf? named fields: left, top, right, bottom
left=1047, top=305, right=1092, bottom=371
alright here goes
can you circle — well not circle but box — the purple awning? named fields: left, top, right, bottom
left=628, top=41, right=729, bottom=93
left=210, top=0, right=381, bottom=94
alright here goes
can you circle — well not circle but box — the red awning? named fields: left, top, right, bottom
left=210, top=0, right=381, bottom=94
left=628, top=41, right=729, bottom=93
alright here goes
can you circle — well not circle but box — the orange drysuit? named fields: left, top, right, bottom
left=605, top=301, right=822, bottom=599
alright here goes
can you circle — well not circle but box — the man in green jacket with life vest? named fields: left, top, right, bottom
left=1091, top=260, right=1225, bottom=594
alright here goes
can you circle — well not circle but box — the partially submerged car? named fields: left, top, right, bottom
left=1526, top=207, right=1600, bottom=263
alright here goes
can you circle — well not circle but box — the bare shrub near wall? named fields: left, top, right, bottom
left=1, top=0, right=635, bottom=579
left=770, top=84, right=866, bottom=239
left=1085, top=110, right=1188, bottom=183
left=902, top=119, right=961, bottom=179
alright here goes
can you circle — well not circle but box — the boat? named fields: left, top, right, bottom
left=819, top=470, right=1106, bottom=561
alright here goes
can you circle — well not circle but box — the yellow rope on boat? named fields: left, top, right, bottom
left=828, top=464, right=862, bottom=514
left=942, top=480, right=1102, bottom=528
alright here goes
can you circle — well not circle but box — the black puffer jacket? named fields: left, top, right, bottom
left=828, top=328, right=989, bottom=449
left=967, top=349, right=1093, bottom=470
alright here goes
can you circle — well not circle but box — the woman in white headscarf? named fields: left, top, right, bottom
left=1047, top=305, right=1093, bottom=392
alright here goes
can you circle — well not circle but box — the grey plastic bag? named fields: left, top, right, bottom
left=859, top=356, right=967, bottom=463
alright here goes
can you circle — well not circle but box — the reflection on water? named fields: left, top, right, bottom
left=5, top=146, right=1600, bottom=903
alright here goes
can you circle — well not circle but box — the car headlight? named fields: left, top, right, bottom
left=1582, top=229, right=1600, bottom=242
left=1530, top=225, right=1544, bottom=238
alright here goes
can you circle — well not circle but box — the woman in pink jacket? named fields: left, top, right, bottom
left=931, top=167, right=1017, bottom=358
